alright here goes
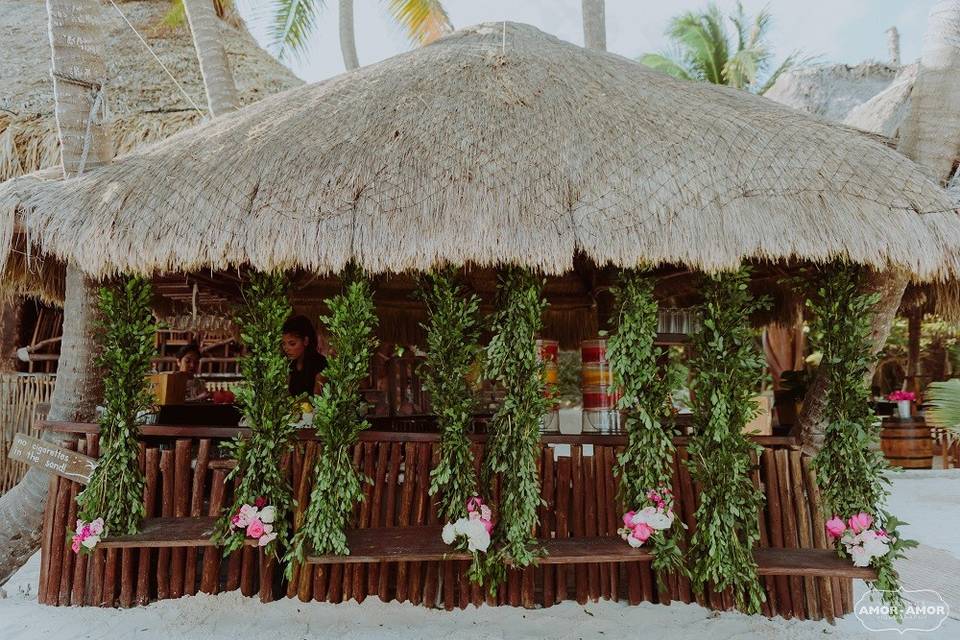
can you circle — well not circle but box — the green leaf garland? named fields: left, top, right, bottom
left=287, top=275, right=378, bottom=567
left=607, top=270, right=687, bottom=585
left=215, top=271, right=298, bottom=556
left=76, top=276, right=156, bottom=536
left=686, top=268, right=768, bottom=613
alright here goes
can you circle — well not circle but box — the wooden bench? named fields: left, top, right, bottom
left=97, top=521, right=876, bottom=579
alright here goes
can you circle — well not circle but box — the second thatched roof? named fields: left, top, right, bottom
left=2, top=22, right=959, bottom=281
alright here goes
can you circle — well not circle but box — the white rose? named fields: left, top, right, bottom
left=258, top=506, right=276, bottom=524
left=258, top=531, right=277, bottom=547
left=81, top=535, right=99, bottom=549
left=627, top=534, right=644, bottom=549
left=849, top=545, right=871, bottom=567
left=462, top=519, right=490, bottom=553
left=441, top=523, right=456, bottom=545
left=861, top=532, right=889, bottom=559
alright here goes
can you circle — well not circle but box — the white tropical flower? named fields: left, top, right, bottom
left=258, top=506, right=276, bottom=524
left=441, top=522, right=456, bottom=545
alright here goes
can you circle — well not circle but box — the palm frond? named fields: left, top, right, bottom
left=271, top=0, right=323, bottom=61
left=757, top=51, right=817, bottom=95
left=638, top=52, right=697, bottom=82
left=385, top=0, right=452, bottom=45
left=724, top=48, right=760, bottom=90
left=666, top=6, right=729, bottom=85
left=924, top=379, right=960, bottom=438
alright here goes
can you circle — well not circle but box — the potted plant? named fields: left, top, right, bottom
left=887, top=390, right=916, bottom=418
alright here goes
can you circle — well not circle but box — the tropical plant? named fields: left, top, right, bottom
left=924, top=379, right=960, bottom=437
left=0, top=0, right=108, bottom=583
left=270, top=0, right=452, bottom=67
left=639, top=2, right=802, bottom=94
left=75, top=277, right=157, bottom=537
left=686, top=268, right=768, bottom=613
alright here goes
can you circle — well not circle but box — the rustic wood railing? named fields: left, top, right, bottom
left=37, top=423, right=865, bottom=622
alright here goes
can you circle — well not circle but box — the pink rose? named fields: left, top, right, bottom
left=480, top=505, right=492, bottom=521
left=632, top=521, right=654, bottom=543
left=466, top=497, right=483, bottom=514
left=481, top=519, right=494, bottom=535
left=88, top=518, right=104, bottom=536
left=622, top=511, right=636, bottom=527
left=71, top=536, right=82, bottom=553
left=230, top=514, right=242, bottom=529
left=825, top=516, right=846, bottom=540
left=80, top=525, right=91, bottom=538
left=246, top=519, right=265, bottom=539
left=254, top=496, right=268, bottom=509
left=848, top=512, right=873, bottom=534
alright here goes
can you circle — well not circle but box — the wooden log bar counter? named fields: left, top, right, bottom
left=37, top=421, right=871, bottom=620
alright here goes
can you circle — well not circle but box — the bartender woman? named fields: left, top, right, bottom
left=282, top=315, right=327, bottom=397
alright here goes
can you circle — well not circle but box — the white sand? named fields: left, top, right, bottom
left=3, top=471, right=959, bottom=640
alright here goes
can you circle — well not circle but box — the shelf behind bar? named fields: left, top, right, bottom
left=42, top=420, right=798, bottom=447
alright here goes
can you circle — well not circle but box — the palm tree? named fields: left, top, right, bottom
left=0, top=0, right=107, bottom=584
left=640, top=2, right=800, bottom=94
left=183, top=0, right=240, bottom=116
left=271, top=0, right=452, bottom=70
left=582, top=0, right=606, bottom=51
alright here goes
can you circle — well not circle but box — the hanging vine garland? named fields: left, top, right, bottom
left=806, top=266, right=916, bottom=616
left=419, top=270, right=490, bottom=580
left=483, top=267, right=550, bottom=579
left=287, top=275, right=378, bottom=567
left=215, top=271, right=298, bottom=555
left=73, top=276, right=156, bottom=551
left=606, top=270, right=687, bottom=584
left=686, top=268, right=768, bottom=613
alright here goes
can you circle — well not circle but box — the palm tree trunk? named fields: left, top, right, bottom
left=183, top=0, right=240, bottom=117
left=798, top=270, right=909, bottom=455
left=581, top=0, right=606, bottom=51
left=0, top=0, right=107, bottom=585
left=339, top=0, right=360, bottom=71
left=898, top=0, right=960, bottom=184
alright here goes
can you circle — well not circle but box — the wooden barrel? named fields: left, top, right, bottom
left=881, top=418, right=933, bottom=469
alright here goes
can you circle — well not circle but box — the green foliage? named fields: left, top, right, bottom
left=76, top=277, right=156, bottom=536
left=686, top=268, right=768, bottom=613
left=215, top=272, right=298, bottom=556
left=482, top=267, right=549, bottom=576
left=269, top=0, right=451, bottom=60
left=926, top=378, right=960, bottom=436
left=639, top=1, right=806, bottom=94
left=607, top=270, right=686, bottom=583
left=421, top=271, right=482, bottom=524
left=287, top=276, right=378, bottom=568
left=806, top=266, right=916, bottom=616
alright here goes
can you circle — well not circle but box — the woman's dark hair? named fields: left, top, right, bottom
left=175, top=342, right=202, bottom=360
left=282, top=315, right=318, bottom=352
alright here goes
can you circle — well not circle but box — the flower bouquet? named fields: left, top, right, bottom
left=886, top=391, right=916, bottom=418
left=70, top=518, right=104, bottom=554
left=229, top=496, right=278, bottom=547
left=442, top=496, right=493, bottom=553
left=826, top=512, right=891, bottom=567
left=618, top=487, right=681, bottom=548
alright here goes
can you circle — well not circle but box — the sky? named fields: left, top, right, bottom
left=235, top=0, right=938, bottom=84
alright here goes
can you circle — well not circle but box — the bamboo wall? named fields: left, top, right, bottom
left=38, top=431, right=853, bottom=621
left=0, top=373, right=55, bottom=493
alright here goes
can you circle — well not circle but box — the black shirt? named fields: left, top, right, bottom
left=288, top=353, right=327, bottom=397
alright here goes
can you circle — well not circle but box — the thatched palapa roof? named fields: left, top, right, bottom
left=2, top=22, right=959, bottom=281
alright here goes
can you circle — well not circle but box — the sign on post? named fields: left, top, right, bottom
left=7, top=433, right=97, bottom=484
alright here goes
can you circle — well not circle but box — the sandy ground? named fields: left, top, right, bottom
left=2, top=469, right=959, bottom=640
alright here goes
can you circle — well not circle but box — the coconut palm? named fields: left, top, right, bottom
left=183, top=0, right=240, bottom=116
left=271, top=0, right=452, bottom=69
left=640, top=2, right=801, bottom=94
left=926, top=379, right=960, bottom=436
left=0, top=0, right=107, bottom=584
left=582, top=0, right=605, bottom=51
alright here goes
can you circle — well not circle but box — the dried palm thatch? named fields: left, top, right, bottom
left=2, top=22, right=959, bottom=282
left=764, top=62, right=902, bottom=123
left=843, top=64, right=918, bottom=140
left=0, top=0, right=301, bottom=301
